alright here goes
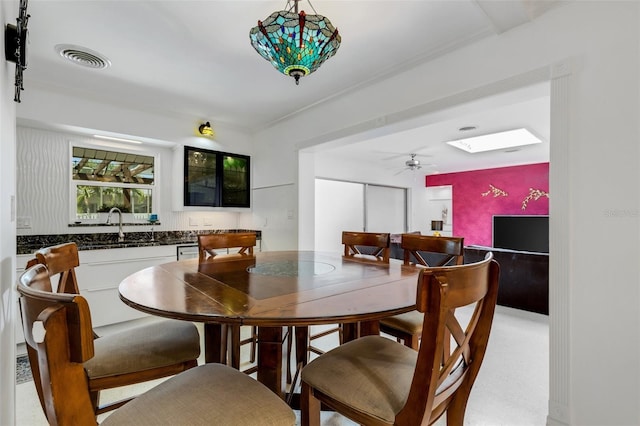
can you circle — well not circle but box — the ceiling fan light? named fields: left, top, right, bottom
left=405, top=153, right=421, bottom=169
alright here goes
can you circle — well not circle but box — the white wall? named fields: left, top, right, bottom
left=426, top=186, right=453, bottom=237
left=19, top=82, right=254, bottom=149
left=251, top=3, right=639, bottom=425
left=0, top=0, right=17, bottom=422
left=314, top=179, right=364, bottom=253
left=314, top=152, right=431, bottom=235
left=16, top=125, right=256, bottom=235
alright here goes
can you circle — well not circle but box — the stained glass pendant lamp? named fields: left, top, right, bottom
left=249, top=0, right=341, bottom=85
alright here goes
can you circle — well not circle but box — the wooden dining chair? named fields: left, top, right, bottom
left=309, top=231, right=391, bottom=349
left=288, top=231, right=393, bottom=394
left=197, top=232, right=259, bottom=372
left=300, top=253, right=500, bottom=426
left=380, top=234, right=465, bottom=349
left=305, top=231, right=392, bottom=357
left=27, top=242, right=201, bottom=415
left=17, top=263, right=296, bottom=426
left=342, top=231, right=391, bottom=264
left=198, top=232, right=256, bottom=262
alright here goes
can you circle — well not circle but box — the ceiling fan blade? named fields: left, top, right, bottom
left=406, top=145, right=433, bottom=155
left=379, top=152, right=409, bottom=161
left=378, top=147, right=434, bottom=161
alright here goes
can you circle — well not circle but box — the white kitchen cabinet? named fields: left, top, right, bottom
left=15, top=246, right=180, bottom=345
left=15, top=255, right=32, bottom=345
left=76, top=245, right=177, bottom=327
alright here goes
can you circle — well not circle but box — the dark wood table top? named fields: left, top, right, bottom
left=118, top=250, right=420, bottom=327
left=118, top=250, right=421, bottom=398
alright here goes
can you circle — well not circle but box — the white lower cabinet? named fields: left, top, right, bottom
left=16, top=255, right=32, bottom=345
left=16, top=245, right=179, bottom=344
left=76, top=246, right=177, bottom=328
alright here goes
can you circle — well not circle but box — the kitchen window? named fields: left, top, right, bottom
left=183, top=146, right=250, bottom=208
left=70, top=144, right=157, bottom=221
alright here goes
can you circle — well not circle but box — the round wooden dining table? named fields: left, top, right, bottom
left=118, top=250, right=420, bottom=399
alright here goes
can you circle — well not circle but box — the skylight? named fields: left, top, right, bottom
left=446, top=128, right=542, bottom=153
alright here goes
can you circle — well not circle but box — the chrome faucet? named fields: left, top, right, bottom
left=106, top=207, right=125, bottom=242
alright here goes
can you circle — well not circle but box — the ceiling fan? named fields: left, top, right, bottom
left=394, top=153, right=432, bottom=175
left=404, top=153, right=422, bottom=170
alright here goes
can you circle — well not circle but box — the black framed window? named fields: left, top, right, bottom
left=184, top=146, right=250, bottom=208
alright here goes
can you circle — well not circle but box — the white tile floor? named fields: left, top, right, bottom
left=15, top=305, right=548, bottom=425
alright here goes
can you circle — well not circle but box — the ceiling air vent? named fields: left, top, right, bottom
left=55, top=44, right=111, bottom=69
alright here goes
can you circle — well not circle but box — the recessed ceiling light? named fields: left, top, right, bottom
left=446, top=128, right=542, bottom=154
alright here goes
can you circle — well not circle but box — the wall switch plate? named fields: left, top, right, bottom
left=17, top=216, right=31, bottom=229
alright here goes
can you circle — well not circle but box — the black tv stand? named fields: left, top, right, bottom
left=464, top=246, right=549, bottom=315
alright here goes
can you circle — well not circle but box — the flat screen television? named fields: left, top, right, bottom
left=492, top=215, right=549, bottom=253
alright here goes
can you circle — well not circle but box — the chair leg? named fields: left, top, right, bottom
left=408, top=334, right=420, bottom=350
left=90, top=390, right=100, bottom=415
left=445, top=392, right=469, bottom=426
left=300, top=382, right=321, bottom=426
left=249, top=326, right=258, bottom=363
left=286, top=326, right=293, bottom=384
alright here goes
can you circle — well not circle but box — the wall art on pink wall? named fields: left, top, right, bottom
left=426, top=163, right=549, bottom=247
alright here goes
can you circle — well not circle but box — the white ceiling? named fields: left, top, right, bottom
left=18, top=0, right=560, bottom=173
left=314, top=81, right=550, bottom=175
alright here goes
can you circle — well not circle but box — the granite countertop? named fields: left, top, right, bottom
left=17, top=230, right=261, bottom=255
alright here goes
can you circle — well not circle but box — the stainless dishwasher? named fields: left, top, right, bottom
left=176, top=245, right=199, bottom=260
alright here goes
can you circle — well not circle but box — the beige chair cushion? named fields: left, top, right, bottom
left=301, top=335, right=417, bottom=424
left=102, top=364, right=296, bottom=426
left=85, top=320, right=200, bottom=379
left=380, top=310, right=424, bottom=334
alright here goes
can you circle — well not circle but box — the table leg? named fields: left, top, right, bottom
left=229, top=325, right=241, bottom=369
left=257, top=326, right=284, bottom=399
left=342, top=323, right=359, bottom=342
left=359, top=320, right=380, bottom=337
left=294, top=326, right=309, bottom=368
left=204, top=323, right=225, bottom=364
left=342, top=320, right=380, bottom=342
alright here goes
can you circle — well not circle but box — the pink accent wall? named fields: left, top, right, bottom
left=426, top=163, right=549, bottom=246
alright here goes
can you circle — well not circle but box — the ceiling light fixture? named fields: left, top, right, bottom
left=249, top=0, right=341, bottom=85
left=198, top=122, right=215, bottom=137
left=446, top=128, right=542, bottom=154
left=93, top=135, right=142, bottom=144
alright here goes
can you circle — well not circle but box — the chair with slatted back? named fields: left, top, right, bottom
left=342, top=231, right=391, bottom=264
left=300, top=253, right=499, bottom=426
left=28, top=242, right=202, bottom=415
left=198, top=232, right=256, bottom=262
left=310, top=231, right=390, bottom=354
left=17, top=263, right=296, bottom=426
left=380, top=234, right=464, bottom=349
left=197, top=232, right=259, bottom=371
